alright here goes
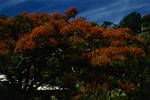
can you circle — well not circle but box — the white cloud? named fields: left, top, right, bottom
left=78, top=0, right=150, bottom=23
left=79, top=0, right=128, bottom=16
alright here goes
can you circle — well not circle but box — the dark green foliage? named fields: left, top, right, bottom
left=119, top=12, right=141, bottom=34
left=10, top=15, right=34, bottom=39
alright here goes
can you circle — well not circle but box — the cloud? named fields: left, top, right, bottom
left=79, top=0, right=127, bottom=16
left=0, top=0, right=149, bottom=23
left=78, top=0, right=150, bottom=23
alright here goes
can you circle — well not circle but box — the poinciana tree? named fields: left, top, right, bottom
left=0, top=8, right=150, bottom=100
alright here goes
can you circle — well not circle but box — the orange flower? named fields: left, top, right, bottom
left=31, top=23, right=54, bottom=39
left=50, top=13, right=64, bottom=20
left=28, top=13, right=50, bottom=25
left=84, top=26, right=104, bottom=38
left=128, top=83, right=136, bottom=91
left=89, top=47, right=145, bottom=66
left=60, top=24, right=76, bottom=35
left=102, top=82, right=110, bottom=89
left=118, top=81, right=137, bottom=92
left=110, top=40, right=125, bottom=47
left=0, top=40, right=12, bottom=54
left=71, top=18, right=92, bottom=33
left=48, top=38, right=58, bottom=45
left=90, top=26, right=104, bottom=34
left=91, top=55, right=111, bottom=66
left=82, top=52, right=92, bottom=59
left=129, top=48, right=145, bottom=57
left=64, top=7, right=78, bottom=18
left=68, top=37, right=88, bottom=46
left=14, top=35, right=36, bottom=53
left=112, top=55, right=126, bottom=61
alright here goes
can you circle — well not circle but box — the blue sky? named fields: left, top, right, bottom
left=0, top=0, right=150, bottom=24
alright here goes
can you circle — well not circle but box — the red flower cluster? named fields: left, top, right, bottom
left=31, top=23, right=54, bottom=39
left=86, top=47, right=145, bottom=66
left=14, top=34, right=36, bottom=53
left=64, top=7, right=78, bottom=18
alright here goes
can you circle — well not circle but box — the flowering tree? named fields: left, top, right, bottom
left=0, top=8, right=150, bottom=99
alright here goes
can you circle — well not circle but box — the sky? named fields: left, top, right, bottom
left=0, top=0, right=150, bottom=24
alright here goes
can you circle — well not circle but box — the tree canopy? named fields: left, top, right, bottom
left=0, top=8, right=150, bottom=100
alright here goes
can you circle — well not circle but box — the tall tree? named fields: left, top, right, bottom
left=0, top=8, right=150, bottom=100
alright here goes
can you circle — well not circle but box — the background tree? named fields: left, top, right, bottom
left=101, top=21, right=117, bottom=28
left=119, top=12, right=141, bottom=34
left=141, top=13, right=150, bottom=34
